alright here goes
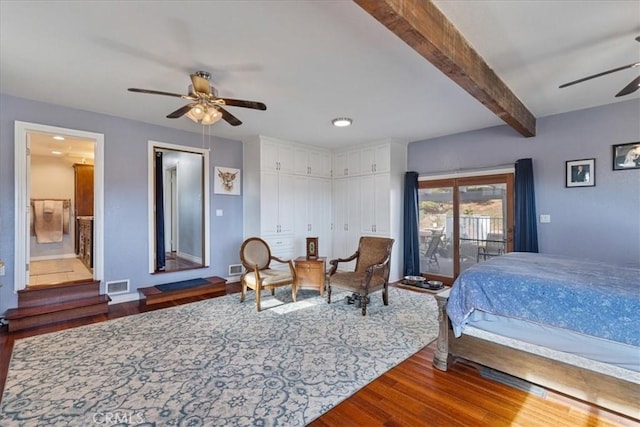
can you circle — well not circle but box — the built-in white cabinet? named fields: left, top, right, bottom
left=260, top=170, right=295, bottom=235
left=331, top=140, right=406, bottom=281
left=332, top=149, right=362, bottom=178
left=332, top=177, right=362, bottom=269
left=360, top=173, right=390, bottom=235
left=360, top=143, right=391, bottom=174
left=294, top=176, right=332, bottom=256
left=294, top=147, right=331, bottom=177
left=261, top=138, right=295, bottom=173
left=244, top=136, right=333, bottom=263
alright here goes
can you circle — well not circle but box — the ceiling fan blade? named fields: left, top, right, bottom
left=218, top=98, right=267, bottom=111
left=128, top=88, right=185, bottom=98
left=166, top=103, right=197, bottom=119
left=190, top=74, right=211, bottom=95
left=218, top=107, right=242, bottom=126
left=559, top=63, right=640, bottom=88
left=615, top=75, right=640, bottom=97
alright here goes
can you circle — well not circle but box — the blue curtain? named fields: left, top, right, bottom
left=403, top=171, right=421, bottom=276
left=155, top=151, right=166, bottom=270
left=514, top=158, right=539, bottom=252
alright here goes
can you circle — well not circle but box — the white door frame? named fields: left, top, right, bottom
left=14, top=121, right=104, bottom=292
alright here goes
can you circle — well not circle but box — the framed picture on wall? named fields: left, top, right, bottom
left=566, top=158, right=595, bottom=188
left=214, top=167, right=241, bottom=195
left=612, top=142, right=640, bottom=170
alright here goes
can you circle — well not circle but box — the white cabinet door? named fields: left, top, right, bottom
left=346, top=177, right=361, bottom=254
left=347, top=149, right=362, bottom=176
left=333, top=152, right=348, bottom=178
left=360, top=175, right=375, bottom=234
left=372, top=173, right=390, bottom=235
left=278, top=173, right=295, bottom=234
left=308, top=177, right=331, bottom=257
left=332, top=179, right=348, bottom=258
left=360, top=173, right=390, bottom=235
left=277, top=144, right=295, bottom=174
left=374, top=143, right=390, bottom=173
left=293, top=175, right=310, bottom=255
left=294, top=147, right=309, bottom=176
left=308, top=149, right=331, bottom=177
left=261, top=171, right=295, bottom=235
left=360, top=146, right=376, bottom=174
left=361, top=143, right=390, bottom=174
left=261, top=140, right=279, bottom=172
left=260, top=171, right=279, bottom=234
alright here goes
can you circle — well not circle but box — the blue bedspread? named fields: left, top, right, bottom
left=447, top=252, right=640, bottom=346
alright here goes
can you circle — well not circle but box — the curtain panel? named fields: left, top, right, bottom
left=514, top=158, right=539, bottom=252
left=403, top=171, right=420, bottom=276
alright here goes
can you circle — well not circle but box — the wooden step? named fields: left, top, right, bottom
left=5, top=294, right=111, bottom=332
left=138, top=276, right=227, bottom=306
left=19, top=280, right=101, bottom=307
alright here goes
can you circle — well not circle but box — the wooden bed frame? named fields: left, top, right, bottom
left=432, top=290, right=640, bottom=420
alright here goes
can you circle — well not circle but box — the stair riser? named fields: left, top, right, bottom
left=19, top=281, right=101, bottom=307
left=8, top=303, right=109, bottom=332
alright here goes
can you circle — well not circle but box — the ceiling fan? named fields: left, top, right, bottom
left=128, top=71, right=266, bottom=126
left=559, top=36, right=640, bottom=97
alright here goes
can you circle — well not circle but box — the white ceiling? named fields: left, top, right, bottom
left=1, top=1, right=638, bottom=149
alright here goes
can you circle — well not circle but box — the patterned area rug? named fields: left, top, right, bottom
left=1, top=287, right=439, bottom=426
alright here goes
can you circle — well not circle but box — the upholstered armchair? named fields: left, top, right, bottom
left=239, top=237, right=297, bottom=311
left=327, top=236, right=394, bottom=315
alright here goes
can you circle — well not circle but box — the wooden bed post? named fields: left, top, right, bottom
left=433, top=290, right=450, bottom=371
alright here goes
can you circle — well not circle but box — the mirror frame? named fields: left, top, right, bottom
left=147, top=140, right=210, bottom=273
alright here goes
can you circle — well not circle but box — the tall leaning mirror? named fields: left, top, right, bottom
left=148, top=140, right=210, bottom=273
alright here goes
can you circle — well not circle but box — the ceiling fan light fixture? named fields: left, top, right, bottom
left=201, top=108, right=222, bottom=125
left=332, top=117, right=353, bottom=127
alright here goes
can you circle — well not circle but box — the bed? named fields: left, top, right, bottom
left=433, top=252, right=640, bottom=419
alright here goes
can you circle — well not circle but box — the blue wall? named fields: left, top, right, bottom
left=408, top=99, right=640, bottom=267
left=0, top=94, right=244, bottom=314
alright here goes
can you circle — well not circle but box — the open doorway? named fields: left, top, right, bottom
left=14, top=121, right=104, bottom=292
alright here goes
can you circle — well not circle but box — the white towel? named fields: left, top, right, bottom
left=33, top=200, right=64, bottom=243
left=43, top=200, right=55, bottom=214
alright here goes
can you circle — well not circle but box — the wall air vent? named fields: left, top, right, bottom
left=106, top=279, right=130, bottom=295
left=228, top=264, right=243, bottom=276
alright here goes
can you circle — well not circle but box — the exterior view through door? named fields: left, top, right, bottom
left=418, top=173, right=514, bottom=284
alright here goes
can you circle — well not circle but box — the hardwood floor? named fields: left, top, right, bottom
left=0, top=284, right=637, bottom=426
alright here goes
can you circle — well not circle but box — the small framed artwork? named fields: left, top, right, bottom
left=306, top=237, right=318, bottom=259
left=214, top=167, right=241, bottom=195
left=612, top=142, right=640, bottom=170
left=566, top=158, right=595, bottom=188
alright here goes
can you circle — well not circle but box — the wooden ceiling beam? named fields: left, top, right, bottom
left=355, top=0, right=536, bottom=137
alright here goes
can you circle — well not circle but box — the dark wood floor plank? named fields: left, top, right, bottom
left=1, top=283, right=637, bottom=426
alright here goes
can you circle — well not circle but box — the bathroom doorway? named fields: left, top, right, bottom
left=14, top=121, right=104, bottom=291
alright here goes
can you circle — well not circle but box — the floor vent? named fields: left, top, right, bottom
left=228, top=264, right=243, bottom=276
left=106, top=279, right=130, bottom=295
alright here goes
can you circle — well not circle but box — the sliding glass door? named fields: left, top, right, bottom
left=418, top=174, right=514, bottom=284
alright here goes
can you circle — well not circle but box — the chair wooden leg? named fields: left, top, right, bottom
left=292, top=284, right=297, bottom=302
left=383, top=285, right=389, bottom=306
left=327, top=284, right=332, bottom=303
left=240, top=280, right=246, bottom=302
left=256, top=284, right=262, bottom=312
left=361, top=292, right=367, bottom=316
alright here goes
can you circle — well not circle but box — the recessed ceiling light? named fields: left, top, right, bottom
left=53, top=135, right=65, bottom=140
left=51, top=150, right=63, bottom=155
left=332, top=117, right=353, bottom=127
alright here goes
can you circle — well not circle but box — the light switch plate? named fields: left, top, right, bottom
left=540, top=214, right=551, bottom=223
left=216, top=209, right=223, bottom=217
